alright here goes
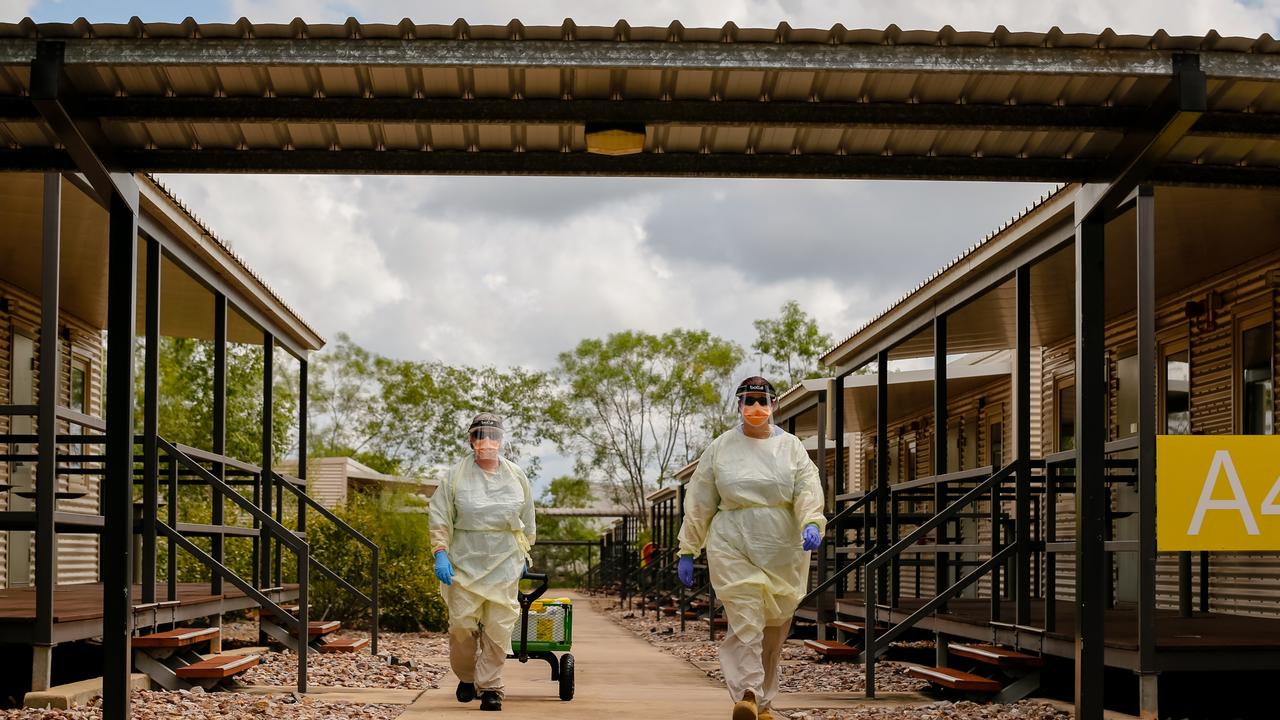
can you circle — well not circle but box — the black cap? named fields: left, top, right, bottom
left=735, top=376, right=778, bottom=399
left=468, top=412, right=505, bottom=433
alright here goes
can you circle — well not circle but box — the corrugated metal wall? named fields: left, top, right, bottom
left=306, top=458, right=351, bottom=509
left=0, top=277, right=104, bottom=589
left=1039, top=249, right=1280, bottom=617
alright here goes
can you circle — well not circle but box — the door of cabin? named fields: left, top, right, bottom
left=7, top=332, right=35, bottom=587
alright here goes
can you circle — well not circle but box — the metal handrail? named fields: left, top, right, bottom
left=273, top=471, right=380, bottom=653
left=159, top=439, right=304, bottom=552
left=156, top=439, right=311, bottom=694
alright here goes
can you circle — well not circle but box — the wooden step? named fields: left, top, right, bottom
left=906, top=665, right=1003, bottom=693
left=319, top=637, right=369, bottom=653
left=174, top=654, right=260, bottom=680
left=705, top=616, right=728, bottom=628
left=950, top=644, right=1045, bottom=668
left=133, top=627, right=219, bottom=649
left=683, top=611, right=700, bottom=620
left=659, top=606, right=678, bottom=616
left=831, top=621, right=864, bottom=635
left=291, top=620, right=341, bottom=637
left=804, top=639, right=860, bottom=659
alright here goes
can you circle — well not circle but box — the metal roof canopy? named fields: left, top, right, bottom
left=0, top=20, right=1276, bottom=183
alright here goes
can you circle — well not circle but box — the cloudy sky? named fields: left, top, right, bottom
left=11, top=1, right=1280, bottom=481
left=13, top=0, right=1279, bottom=372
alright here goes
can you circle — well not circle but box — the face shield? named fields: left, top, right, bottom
left=468, top=412, right=506, bottom=462
left=470, top=426, right=504, bottom=461
left=735, top=378, right=778, bottom=429
left=738, top=393, right=776, bottom=427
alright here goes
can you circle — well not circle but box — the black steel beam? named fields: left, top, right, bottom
left=212, top=293, right=227, bottom=596
left=116, top=148, right=1104, bottom=181
left=1074, top=211, right=1107, bottom=720
left=1076, top=54, right=1207, bottom=221
left=141, top=235, right=160, bottom=604
left=3, top=146, right=1278, bottom=186
left=933, top=313, right=949, bottom=631
left=297, top=359, right=307, bottom=537
left=833, top=371, right=846, bottom=497
left=1136, top=184, right=1159, bottom=711
left=1014, top=264, right=1032, bottom=625
left=28, top=42, right=135, bottom=211
left=71, top=95, right=1146, bottom=130
left=35, top=172, right=59, bottom=649
left=102, top=185, right=138, bottom=720
left=875, top=349, right=889, bottom=606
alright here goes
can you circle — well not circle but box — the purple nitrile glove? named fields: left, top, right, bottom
left=802, top=524, right=822, bottom=551
left=677, top=555, right=695, bottom=588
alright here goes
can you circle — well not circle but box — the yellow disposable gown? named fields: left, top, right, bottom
left=428, top=456, right=535, bottom=646
left=678, top=426, right=827, bottom=644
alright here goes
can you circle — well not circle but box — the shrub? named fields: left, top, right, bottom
left=308, top=488, right=447, bottom=632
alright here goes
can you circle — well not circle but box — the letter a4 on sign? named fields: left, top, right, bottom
left=1158, top=436, right=1280, bottom=551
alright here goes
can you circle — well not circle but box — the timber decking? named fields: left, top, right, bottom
left=0, top=583, right=299, bottom=623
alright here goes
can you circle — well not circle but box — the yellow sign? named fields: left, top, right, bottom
left=1158, top=436, right=1280, bottom=551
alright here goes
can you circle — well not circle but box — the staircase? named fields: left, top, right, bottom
left=126, top=439, right=381, bottom=694
left=131, top=626, right=260, bottom=691
left=907, top=642, right=1043, bottom=702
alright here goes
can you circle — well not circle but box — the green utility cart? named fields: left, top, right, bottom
left=509, top=570, right=575, bottom=701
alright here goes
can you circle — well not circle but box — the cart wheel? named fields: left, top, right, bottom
left=558, top=653, right=575, bottom=701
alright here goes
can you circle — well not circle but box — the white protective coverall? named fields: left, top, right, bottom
left=678, top=425, right=826, bottom=710
left=429, top=455, right=535, bottom=698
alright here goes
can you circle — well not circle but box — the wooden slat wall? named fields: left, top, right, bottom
left=0, top=278, right=105, bottom=589
left=1040, top=250, right=1280, bottom=617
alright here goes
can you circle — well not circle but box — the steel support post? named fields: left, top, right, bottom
left=34, top=173, right=60, bottom=658
left=298, top=359, right=307, bottom=538
left=1015, top=265, right=1033, bottom=625
left=875, top=350, right=889, bottom=606
left=103, top=185, right=140, bottom=720
left=1074, top=206, right=1107, bottom=720
left=934, top=313, right=949, bottom=630
left=1178, top=552, right=1192, bottom=617
left=834, top=373, right=846, bottom=496
left=212, top=294, right=227, bottom=596
left=1136, top=186, right=1159, bottom=719
left=817, top=389, right=829, bottom=514
left=260, top=331, right=274, bottom=588
left=166, top=453, right=177, bottom=602
left=142, top=235, right=161, bottom=603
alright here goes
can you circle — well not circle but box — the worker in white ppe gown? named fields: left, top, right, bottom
left=429, top=412, right=535, bottom=713
left=677, top=377, right=826, bottom=720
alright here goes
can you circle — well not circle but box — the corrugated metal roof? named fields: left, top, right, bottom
left=143, top=173, right=323, bottom=347
left=0, top=19, right=1276, bottom=52
left=0, top=20, right=1275, bottom=180
left=821, top=183, right=1069, bottom=366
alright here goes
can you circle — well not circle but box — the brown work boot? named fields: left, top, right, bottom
left=732, top=690, right=758, bottom=720
left=757, top=710, right=775, bottom=720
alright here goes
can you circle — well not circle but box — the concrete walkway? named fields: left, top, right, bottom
left=398, top=592, right=731, bottom=718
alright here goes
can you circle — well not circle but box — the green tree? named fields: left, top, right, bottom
left=137, top=336, right=299, bottom=584
left=309, top=488, right=447, bottom=632
left=557, top=329, right=743, bottom=521
left=530, top=477, right=597, bottom=586
left=310, top=334, right=569, bottom=478
left=751, top=300, right=833, bottom=389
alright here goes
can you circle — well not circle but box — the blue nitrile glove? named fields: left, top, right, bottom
left=677, top=555, right=695, bottom=588
left=802, top=524, right=822, bottom=551
left=434, top=550, right=454, bottom=586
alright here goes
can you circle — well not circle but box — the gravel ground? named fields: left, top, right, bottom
left=240, top=631, right=449, bottom=689
left=600, top=604, right=928, bottom=694
left=6, top=689, right=403, bottom=720
left=783, top=701, right=1072, bottom=719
